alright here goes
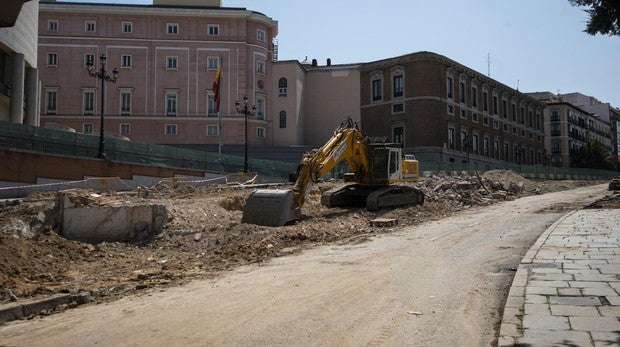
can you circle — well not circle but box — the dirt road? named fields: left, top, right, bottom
left=0, top=184, right=608, bottom=346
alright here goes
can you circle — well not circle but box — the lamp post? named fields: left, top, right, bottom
left=235, top=95, right=256, bottom=173
left=86, top=54, right=118, bottom=159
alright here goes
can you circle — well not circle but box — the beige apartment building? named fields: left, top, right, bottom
left=360, top=52, right=545, bottom=165
left=0, top=0, right=39, bottom=126
left=38, top=0, right=277, bottom=148
left=529, top=92, right=612, bottom=168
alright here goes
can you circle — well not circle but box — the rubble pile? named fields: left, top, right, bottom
left=419, top=170, right=540, bottom=207
left=0, top=170, right=600, bottom=306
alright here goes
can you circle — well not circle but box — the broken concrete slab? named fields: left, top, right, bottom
left=0, top=293, right=90, bottom=325
left=59, top=194, right=167, bottom=244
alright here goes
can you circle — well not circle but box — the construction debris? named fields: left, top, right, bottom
left=0, top=170, right=602, bottom=307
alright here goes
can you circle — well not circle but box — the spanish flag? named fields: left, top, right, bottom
left=212, top=63, right=221, bottom=113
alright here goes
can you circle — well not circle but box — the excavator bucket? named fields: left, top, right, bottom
left=241, top=189, right=301, bottom=226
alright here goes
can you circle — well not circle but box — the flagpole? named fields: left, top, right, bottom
left=218, top=111, right=222, bottom=154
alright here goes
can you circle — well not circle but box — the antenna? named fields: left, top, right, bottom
left=516, top=79, right=519, bottom=91
left=487, top=52, right=491, bottom=77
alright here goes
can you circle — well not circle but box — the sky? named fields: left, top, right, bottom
left=68, top=0, right=620, bottom=108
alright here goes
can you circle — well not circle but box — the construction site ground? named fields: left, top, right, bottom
left=0, top=170, right=610, bottom=313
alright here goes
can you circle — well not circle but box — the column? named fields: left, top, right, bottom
left=24, top=67, right=39, bottom=126
left=9, top=53, right=25, bottom=124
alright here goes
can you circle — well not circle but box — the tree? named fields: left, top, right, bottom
left=571, top=139, right=617, bottom=170
left=569, top=0, right=620, bottom=36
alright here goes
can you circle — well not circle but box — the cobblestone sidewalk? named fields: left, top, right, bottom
left=499, top=209, right=620, bottom=346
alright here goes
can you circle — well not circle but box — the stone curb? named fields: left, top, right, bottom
left=497, top=210, right=577, bottom=345
left=0, top=292, right=90, bottom=325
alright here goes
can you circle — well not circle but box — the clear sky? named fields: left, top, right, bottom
left=67, top=0, right=620, bottom=108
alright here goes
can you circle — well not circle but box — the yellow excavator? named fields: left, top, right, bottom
left=241, top=117, right=425, bottom=226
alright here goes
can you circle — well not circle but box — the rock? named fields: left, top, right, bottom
left=193, top=232, right=203, bottom=242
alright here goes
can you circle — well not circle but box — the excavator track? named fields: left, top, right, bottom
left=321, top=184, right=424, bottom=211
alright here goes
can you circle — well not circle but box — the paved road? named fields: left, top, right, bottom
left=0, top=185, right=608, bottom=347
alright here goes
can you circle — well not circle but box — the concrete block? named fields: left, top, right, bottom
left=524, top=303, right=550, bottom=315
left=522, top=314, right=569, bottom=330
left=60, top=195, right=167, bottom=243
left=0, top=303, right=24, bottom=324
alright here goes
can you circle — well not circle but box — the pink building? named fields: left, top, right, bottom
left=38, top=0, right=277, bottom=148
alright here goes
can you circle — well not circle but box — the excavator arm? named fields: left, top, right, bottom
left=291, top=117, right=370, bottom=208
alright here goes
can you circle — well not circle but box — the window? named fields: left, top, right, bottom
left=393, top=75, right=403, bottom=97
left=120, top=123, right=130, bottom=135
left=84, top=54, right=95, bottom=66
left=493, top=120, right=499, bottom=129
left=393, top=126, right=404, bottom=144
left=483, top=116, right=489, bottom=126
left=208, top=24, right=219, bottom=36
left=207, top=125, right=219, bottom=136
left=512, top=102, right=517, bottom=122
left=493, top=139, right=500, bottom=159
left=165, top=124, right=177, bottom=135
left=502, top=99, right=507, bottom=118
left=166, top=56, right=178, bottom=69
left=471, top=85, right=478, bottom=108
left=528, top=109, right=533, bottom=127
left=447, top=105, right=454, bottom=115
left=48, top=20, right=58, bottom=31
left=493, top=95, right=498, bottom=115
left=459, top=80, right=465, bottom=103
left=278, top=78, right=288, bottom=96
left=257, top=29, right=265, bottom=42
left=520, top=106, right=525, bottom=124
left=82, top=90, right=95, bottom=115
left=504, top=143, right=509, bottom=161
left=392, top=103, right=404, bottom=114
left=166, top=93, right=178, bottom=116
left=446, top=76, right=453, bottom=99
left=472, top=113, right=478, bottom=122
left=482, top=90, right=488, bottom=112
left=472, top=134, right=479, bottom=154
left=371, top=78, right=382, bottom=101
left=207, top=94, right=216, bottom=117
left=207, top=56, right=219, bottom=70
left=550, top=109, right=560, bottom=121
left=121, top=54, right=132, bottom=68
left=167, top=23, right=178, bottom=34
left=483, top=137, right=490, bottom=157
left=82, top=123, right=93, bottom=134
left=122, top=22, right=133, bottom=33
left=47, top=53, right=58, bottom=66
left=256, top=60, right=265, bottom=74
left=503, top=123, right=508, bottom=132
left=279, top=111, right=286, bottom=128
left=45, top=89, right=58, bottom=115
left=85, top=21, right=96, bottom=32
left=256, top=97, right=265, bottom=119
left=256, top=127, right=265, bottom=138
left=460, top=130, right=468, bottom=151
left=120, top=91, right=132, bottom=116
left=460, top=109, right=466, bottom=119
left=448, top=127, right=455, bottom=149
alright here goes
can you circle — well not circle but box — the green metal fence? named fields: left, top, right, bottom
left=1, top=121, right=617, bottom=181
left=0, top=121, right=297, bottom=178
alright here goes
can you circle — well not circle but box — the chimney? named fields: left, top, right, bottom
left=311, top=59, right=317, bottom=67
left=327, top=58, right=331, bottom=66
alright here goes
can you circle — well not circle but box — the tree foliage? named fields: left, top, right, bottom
left=571, top=140, right=616, bottom=170
left=569, top=0, right=620, bottom=36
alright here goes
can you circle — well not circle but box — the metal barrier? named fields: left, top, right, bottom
left=1, top=121, right=617, bottom=181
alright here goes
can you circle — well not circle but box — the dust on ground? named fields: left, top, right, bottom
left=0, top=170, right=608, bottom=308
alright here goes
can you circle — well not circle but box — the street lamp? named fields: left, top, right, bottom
left=235, top=95, right=256, bottom=173
left=86, top=54, right=118, bottom=159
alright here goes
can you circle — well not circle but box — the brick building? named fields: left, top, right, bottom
left=38, top=0, right=277, bottom=147
left=360, top=51, right=545, bottom=165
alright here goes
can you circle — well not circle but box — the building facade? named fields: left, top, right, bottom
left=272, top=58, right=361, bottom=148
left=360, top=52, right=545, bottom=165
left=530, top=92, right=612, bottom=168
left=0, top=0, right=39, bottom=126
left=38, top=0, right=277, bottom=147
left=561, top=92, right=620, bottom=166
